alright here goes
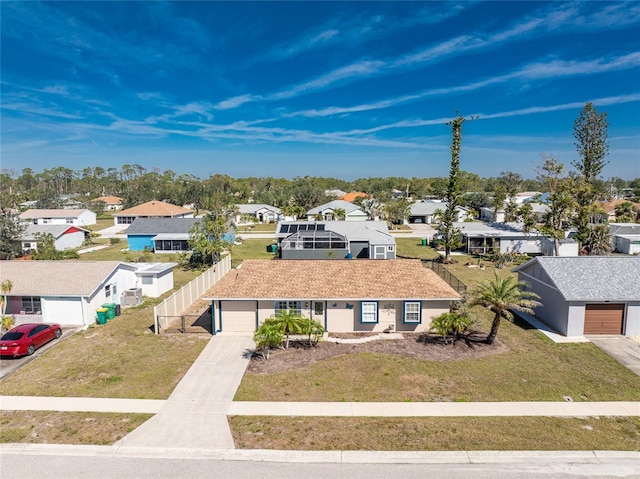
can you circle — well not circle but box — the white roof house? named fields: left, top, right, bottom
left=19, top=208, right=97, bottom=227
left=307, top=200, right=369, bottom=222
left=0, top=261, right=176, bottom=326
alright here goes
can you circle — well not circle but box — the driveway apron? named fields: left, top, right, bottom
left=118, top=333, right=254, bottom=450
left=588, top=336, right=640, bottom=376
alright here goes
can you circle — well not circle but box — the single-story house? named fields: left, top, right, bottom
left=409, top=201, right=473, bottom=224
left=339, top=192, right=369, bottom=203
left=597, top=199, right=640, bottom=223
left=203, top=259, right=460, bottom=333
left=19, top=208, right=97, bottom=227
left=609, top=223, right=640, bottom=255
left=0, top=261, right=176, bottom=326
left=113, top=200, right=194, bottom=225
left=91, top=195, right=124, bottom=211
left=20, top=224, right=89, bottom=252
left=449, top=222, right=543, bottom=255
left=540, top=237, right=579, bottom=257
left=513, top=256, right=640, bottom=337
left=306, top=200, right=369, bottom=222
left=325, top=189, right=347, bottom=198
left=275, top=221, right=396, bottom=259
left=235, top=204, right=282, bottom=224
left=125, top=217, right=200, bottom=252
left=479, top=207, right=505, bottom=223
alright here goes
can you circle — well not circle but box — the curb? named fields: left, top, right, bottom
left=2, top=444, right=639, bottom=464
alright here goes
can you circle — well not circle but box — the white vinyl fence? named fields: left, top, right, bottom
left=154, top=255, right=231, bottom=333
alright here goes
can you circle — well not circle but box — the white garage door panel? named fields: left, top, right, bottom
left=43, top=297, right=84, bottom=326
left=220, top=301, right=256, bottom=332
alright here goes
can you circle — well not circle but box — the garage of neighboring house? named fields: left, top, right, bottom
left=583, top=304, right=625, bottom=335
left=514, top=256, right=640, bottom=337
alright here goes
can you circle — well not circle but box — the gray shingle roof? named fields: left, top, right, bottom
left=125, top=218, right=199, bottom=235
left=515, top=256, right=640, bottom=301
left=236, top=204, right=281, bottom=214
left=21, top=224, right=88, bottom=240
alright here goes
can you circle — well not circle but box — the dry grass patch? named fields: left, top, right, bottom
left=0, top=301, right=209, bottom=399
left=0, top=411, right=152, bottom=445
left=230, top=416, right=640, bottom=451
left=235, top=316, right=640, bottom=402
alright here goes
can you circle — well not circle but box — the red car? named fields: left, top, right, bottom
left=0, top=323, right=62, bottom=358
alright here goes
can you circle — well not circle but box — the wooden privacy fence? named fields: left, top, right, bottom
left=154, top=255, right=231, bottom=334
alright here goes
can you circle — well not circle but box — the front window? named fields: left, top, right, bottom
left=361, top=301, right=378, bottom=323
left=66, top=218, right=74, bottom=224
left=275, top=301, right=301, bottom=315
left=404, top=301, right=421, bottom=323
left=105, top=284, right=111, bottom=298
left=43, top=218, right=52, bottom=224
left=21, top=296, right=41, bottom=313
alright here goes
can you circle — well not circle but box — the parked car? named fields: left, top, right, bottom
left=0, top=323, right=62, bottom=358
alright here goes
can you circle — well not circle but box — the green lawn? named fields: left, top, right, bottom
left=231, top=239, right=277, bottom=267
left=230, top=416, right=640, bottom=451
left=395, top=238, right=441, bottom=260
left=235, top=312, right=640, bottom=402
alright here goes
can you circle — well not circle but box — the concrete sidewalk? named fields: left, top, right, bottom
left=2, top=395, right=638, bottom=417
left=116, top=333, right=254, bottom=450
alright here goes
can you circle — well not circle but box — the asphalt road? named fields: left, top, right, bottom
left=1, top=451, right=638, bottom=479
left=0, top=326, right=80, bottom=379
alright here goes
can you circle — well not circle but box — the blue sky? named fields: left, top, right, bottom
left=1, top=1, right=639, bottom=181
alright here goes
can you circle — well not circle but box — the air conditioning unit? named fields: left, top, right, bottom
left=123, top=287, right=143, bottom=306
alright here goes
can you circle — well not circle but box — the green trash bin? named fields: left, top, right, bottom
left=102, top=303, right=116, bottom=320
left=96, top=308, right=108, bottom=325
left=421, top=238, right=428, bottom=246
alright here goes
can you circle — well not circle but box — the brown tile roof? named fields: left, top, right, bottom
left=115, top=200, right=192, bottom=217
left=339, top=192, right=369, bottom=203
left=600, top=199, right=640, bottom=213
left=19, top=209, right=91, bottom=219
left=0, top=261, right=122, bottom=296
left=93, top=195, right=123, bottom=204
left=205, top=259, right=460, bottom=300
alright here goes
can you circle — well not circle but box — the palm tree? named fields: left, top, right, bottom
left=469, top=272, right=541, bottom=344
left=272, top=308, right=304, bottom=348
left=332, top=208, right=346, bottom=220
left=585, top=224, right=612, bottom=255
left=1, top=280, right=13, bottom=316
left=253, top=321, right=284, bottom=360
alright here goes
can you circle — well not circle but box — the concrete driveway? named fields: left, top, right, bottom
left=588, top=336, right=640, bottom=376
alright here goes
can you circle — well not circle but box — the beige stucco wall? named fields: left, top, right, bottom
left=219, top=298, right=452, bottom=333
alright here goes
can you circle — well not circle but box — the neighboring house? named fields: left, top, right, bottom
left=91, top=195, right=124, bottom=211
left=306, top=200, right=369, bottom=221
left=609, top=223, right=640, bottom=255
left=409, top=201, right=473, bottom=224
left=19, top=200, right=38, bottom=209
left=125, top=218, right=200, bottom=252
left=512, top=191, right=542, bottom=204
left=113, top=200, right=194, bottom=225
left=527, top=202, right=551, bottom=222
left=203, top=259, right=460, bottom=333
left=21, top=224, right=89, bottom=252
left=339, top=192, right=369, bottom=203
left=449, top=222, right=543, bottom=255
left=598, top=199, right=640, bottom=223
left=18, top=208, right=97, bottom=227
left=479, top=206, right=505, bottom=223
left=0, top=261, right=176, bottom=326
left=390, top=189, right=405, bottom=200
left=235, top=204, right=282, bottom=224
left=540, top=237, right=579, bottom=257
left=514, top=256, right=640, bottom=337
left=325, top=189, right=347, bottom=198
left=276, top=221, right=396, bottom=260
